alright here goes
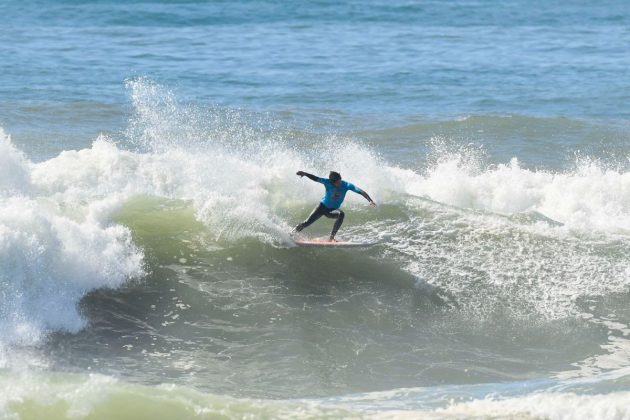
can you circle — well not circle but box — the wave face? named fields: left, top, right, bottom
left=1, top=80, right=630, bottom=415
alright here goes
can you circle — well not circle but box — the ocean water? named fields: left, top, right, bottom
left=2, top=1, right=630, bottom=418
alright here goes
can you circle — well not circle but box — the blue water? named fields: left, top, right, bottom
left=3, top=1, right=630, bottom=117
left=2, top=1, right=630, bottom=418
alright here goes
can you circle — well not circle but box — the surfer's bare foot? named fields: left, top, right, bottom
left=329, top=237, right=337, bottom=242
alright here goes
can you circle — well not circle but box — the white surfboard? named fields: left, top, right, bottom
left=292, top=238, right=378, bottom=248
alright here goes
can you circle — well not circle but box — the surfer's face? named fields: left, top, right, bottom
left=332, top=179, right=342, bottom=187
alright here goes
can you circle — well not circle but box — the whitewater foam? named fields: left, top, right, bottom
left=0, top=196, right=144, bottom=345
left=428, top=391, right=630, bottom=420
left=0, top=133, right=145, bottom=346
left=0, top=128, right=31, bottom=195
left=410, top=153, right=630, bottom=234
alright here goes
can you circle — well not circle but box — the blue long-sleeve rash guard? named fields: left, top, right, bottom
left=316, top=177, right=362, bottom=209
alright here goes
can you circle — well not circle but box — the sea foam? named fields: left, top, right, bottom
left=0, top=132, right=144, bottom=346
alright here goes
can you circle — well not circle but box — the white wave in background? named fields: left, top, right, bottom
left=413, top=151, right=630, bottom=233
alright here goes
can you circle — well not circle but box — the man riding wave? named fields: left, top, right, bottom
left=292, top=171, right=375, bottom=242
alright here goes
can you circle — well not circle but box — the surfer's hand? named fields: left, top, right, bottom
left=296, top=171, right=305, bottom=177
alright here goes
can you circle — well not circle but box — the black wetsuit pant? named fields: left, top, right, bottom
left=294, top=203, right=345, bottom=238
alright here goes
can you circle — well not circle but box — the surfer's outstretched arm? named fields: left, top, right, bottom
left=354, top=188, right=376, bottom=206
left=296, top=171, right=321, bottom=182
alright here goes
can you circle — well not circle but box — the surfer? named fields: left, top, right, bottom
left=292, top=171, right=376, bottom=242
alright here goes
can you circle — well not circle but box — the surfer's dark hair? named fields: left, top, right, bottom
left=329, top=171, right=341, bottom=182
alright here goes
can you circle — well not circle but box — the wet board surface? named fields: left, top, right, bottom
left=293, top=239, right=378, bottom=248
